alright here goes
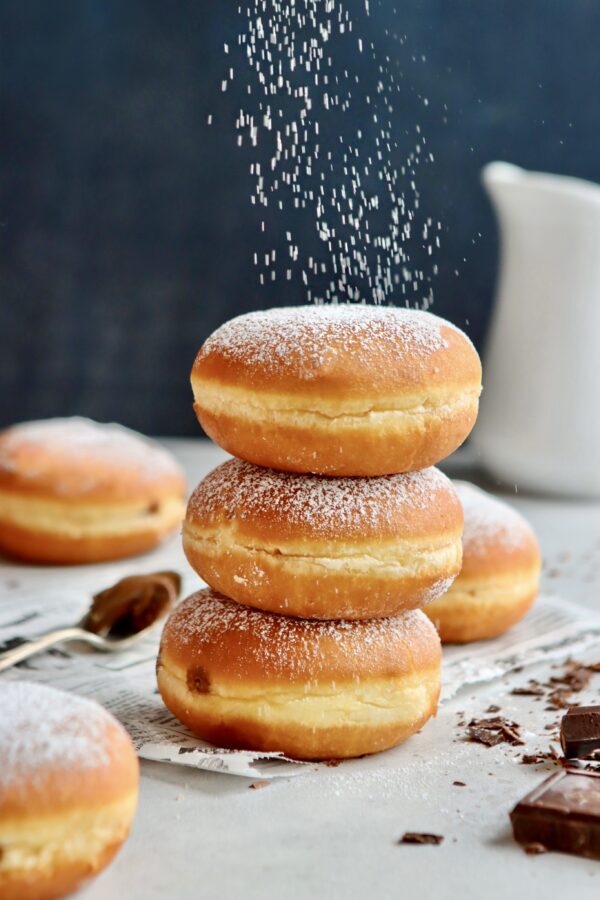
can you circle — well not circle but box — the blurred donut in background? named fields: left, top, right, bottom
left=0, top=417, right=186, bottom=564
left=424, top=481, right=541, bottom=643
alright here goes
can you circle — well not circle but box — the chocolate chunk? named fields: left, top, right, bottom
left=467, top=717, right=523, bottom=747
left=510, top=769, right=600, bottom=860
left=561, top=706, right=600, bottom=759
left=186, top=666, right=211, bottom=694
left=398, top=833, right=444, bottom=845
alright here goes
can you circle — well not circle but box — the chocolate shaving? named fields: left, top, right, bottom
left=467, top=717, right=524, bottom=747
left=512, top=659, right=600, bottom=712
left=398, top=833, right=444, bottom=845
left=519, top=748, right=568, bottom=768
left=520, top=754, right=547, bottom=766
left=511, top=681, right=545, bottom=697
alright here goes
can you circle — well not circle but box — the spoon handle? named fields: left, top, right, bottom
left=0, top=627, right=105, bottom=672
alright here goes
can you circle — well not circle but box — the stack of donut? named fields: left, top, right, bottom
left=157, top=305, right=484, bottom=760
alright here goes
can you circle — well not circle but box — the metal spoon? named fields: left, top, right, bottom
left=0, top=570, right=181, bottom=672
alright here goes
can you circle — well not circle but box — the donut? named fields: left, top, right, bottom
left=0, top=681, right=139, bottom=900
left=0, top=417, right=187, bottom=564
left=183, top=459, right=463, bottom=619
left=156, top=588, right=442, bottom=760
left=191, top=305, right=482, bottom=476
left=424, top=482, right=541, bottom=643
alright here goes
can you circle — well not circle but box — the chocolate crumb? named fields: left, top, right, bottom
left=486, top=705, right=501, bottom=713
left=249, top=780, right=270, bottom=790
left=521, top=754, right=547, bottom=765
left=524, top=842, right=547, bottom=855
left=453, top=781, right=466, bottom=787
left=398, top=832, right=444, bottom=845
left=511, top=682, right=544, bottom=697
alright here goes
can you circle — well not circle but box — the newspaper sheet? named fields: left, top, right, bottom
left=2, top=575, right=599, bottom=778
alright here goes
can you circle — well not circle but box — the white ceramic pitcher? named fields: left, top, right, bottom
left=472, top=161, right=600, bottom=497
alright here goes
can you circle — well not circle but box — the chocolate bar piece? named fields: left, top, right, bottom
left=510, top=769, right=600, bottom=859
left=561, top=706, right=600, bottom=758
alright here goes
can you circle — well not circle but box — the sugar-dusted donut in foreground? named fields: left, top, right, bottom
left=0, top=417, right=186, bottom=564
left=157, top=588, right=442, bottom=760
left=424, top=482, right=541, bottom=643
left=0, top=681, right=139, bottom=900
left=191, top=305, right=482, bottom=476
left=183, top=459, right=463, bottom=620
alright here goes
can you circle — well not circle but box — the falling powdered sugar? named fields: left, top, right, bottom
left=190, top=458, right=452, bottom=538
left=0, top=682, right=113, bottom=791
left=215, top=1, right=443, bottom=306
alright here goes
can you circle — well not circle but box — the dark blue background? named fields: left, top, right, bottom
left=2, top=1, right=599, bottom=435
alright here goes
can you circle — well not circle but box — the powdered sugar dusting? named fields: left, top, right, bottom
left=0, top=417, right=183, bottom=485
left=170, top=589, right=432, bottom=677
left=455, top=481, right=535, bottom=555
left=190, top=458, right=453, bottom=537
left=198, top=305, right=461, bottom=378
left=0, top=682, right=114, bottom=791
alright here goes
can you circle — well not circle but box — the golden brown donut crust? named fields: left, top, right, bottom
left=193, top=305, right=481, bottom=396
left=191, top=305, right=482, bottom=475
left=0, top=417, right=186, bottom=502
left=0, top=682, right=139, bottom=900
left=157, top=589, right=442, bottom=759
left=425, top=482, right=541, bottom=643
left=183, top=459, right=463, bottom=619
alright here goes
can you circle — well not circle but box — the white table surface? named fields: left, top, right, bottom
left=6, top=439, right=600, bottom=899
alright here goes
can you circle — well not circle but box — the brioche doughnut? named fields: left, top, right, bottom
left=191, top=305, right=482, bottom=476
left=157, top=588, right=442, bottom=760
left=0, top=681, right=139, bottom=900
left=183, top=459, right=463, bottom=619
left=0, top=418, right=186, bottom=564
left=425, top=482, right=541, bottom=643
